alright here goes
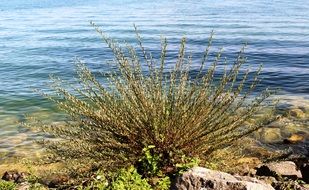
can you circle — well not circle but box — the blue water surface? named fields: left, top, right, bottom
left=0, top=0, right=308, bottom=156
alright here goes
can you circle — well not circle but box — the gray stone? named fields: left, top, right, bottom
left=256, top=161, right=302, bottom=180
left=17, top=182, right=30, bottom=190
left=171, top=167, right=274, bottom=190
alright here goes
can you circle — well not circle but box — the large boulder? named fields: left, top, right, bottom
left=256, top=161, right=302, bottom=180
left=171, top=167, right=274, bottom=190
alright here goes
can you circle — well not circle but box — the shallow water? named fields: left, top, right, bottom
left=0, top=0, right=308, bottom=158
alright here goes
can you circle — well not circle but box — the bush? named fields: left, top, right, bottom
left=31, top=23, right=276, bottom=178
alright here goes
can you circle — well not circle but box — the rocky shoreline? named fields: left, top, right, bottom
left=173, top=159, right=308, bottom=190
left=1, top=159, right=308, bottom=190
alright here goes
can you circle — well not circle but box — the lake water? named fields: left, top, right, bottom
left=0, top=0, right=308, bottom=159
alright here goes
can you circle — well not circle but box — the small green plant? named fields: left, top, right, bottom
left=29, top=22, right=276, bottom=180
left=0, top=180, right=16, bottom=190
left=154, top=176, right=171, bottom=190
left=137, top=145, right=172, bottom=189
left=138, top=145, right=161, bottom=177
left=110, top=166, right=152, bottom=190
left=175, top=155, right=200, bottom=174
left=80, top=167, right=152, bottom=190
left=272, top=175, right=306, bottom=190
left=78, top=172, right=109, bottom=190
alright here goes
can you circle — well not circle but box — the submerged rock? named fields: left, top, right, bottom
left=282, top=124, right=302, bottom=137
left=288, top=108, right=306, bottom=118
left=283, top=134, right=305, bottom=144
left=261, top=128, right=282, bottom=143
left=171, top=167, right=274, bottom=190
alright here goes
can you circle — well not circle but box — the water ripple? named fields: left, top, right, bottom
left=0, top=0, right=308, bottom=156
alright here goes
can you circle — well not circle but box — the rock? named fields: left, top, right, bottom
left=256, top=176, right=277, bottom=185
left=300, top=163, right=309, bottom=183
left=15, top=172, right=28, bottom=183
left=17, top=182, right=30, bottom=190
left=2, top=171, right=28, bottom=183
left=292, top=158, right=309, bottom=183
left=256, top=161, right=302, bottom=180
left=272, top=180, right=308, bottom=190
left=40, top=173, right=69, bottom=188
left=283, top=134, right=305, bottom=144
left=171, top=167, right=274, bottom=190
left=267, top=117, right=291, bottom=128
left=288, top=108, right=305, bottom=118
left=287, top=143, right=309, bottom=158
left=2, top=170, right=19, bottom=181
left=281, top=124, right=300, bottom=137
left=240, top=138, right=275, bottom=158
left=301, top=186, right=309, bottom=190
left=261, top=128, right=282, bottom=143
left=236, top=157, right=262, bottom=176
left=238, top=157, right=262, bottom=166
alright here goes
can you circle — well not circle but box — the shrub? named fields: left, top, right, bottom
left=31, top=23, right=276, bottom=177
